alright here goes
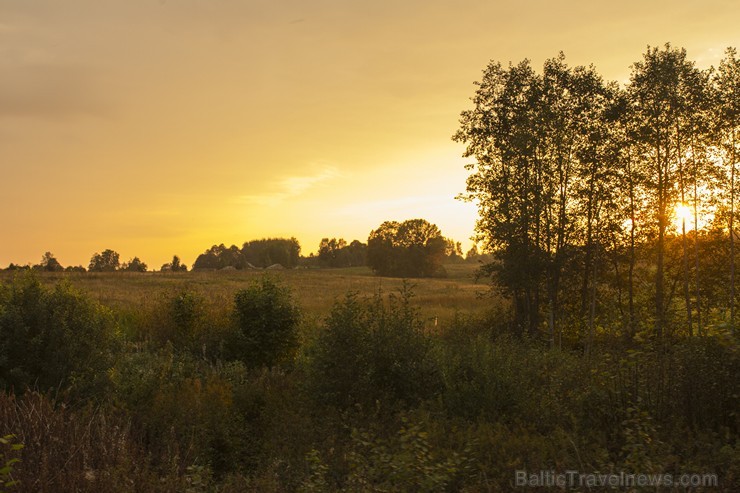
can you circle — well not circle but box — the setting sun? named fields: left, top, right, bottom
left=674, top=203, right=694, bottom=231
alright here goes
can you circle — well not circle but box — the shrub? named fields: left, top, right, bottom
left=344, top=414, right=472, bottom=492
left=306, top=285, right=441, bottom=412
left=227, top=278, right=300, bottom=369
left=0, top=276, right=119, bottom=397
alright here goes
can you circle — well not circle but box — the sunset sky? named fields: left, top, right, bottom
left=2, top=0, right=738, bottom=268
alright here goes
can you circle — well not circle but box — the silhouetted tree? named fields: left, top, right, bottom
left=122, top=257, right=148, bottom=272
left=37, top=252, right=63, bottom=272
left=317, top=238, right=367, bottom=268
left=628, top=44, right=707, bottom=338
left=367, top=219, right=447, bottom=277
left=242, top=238, right=300, bottom=268
left=89, top=249, right=120, bottom=272
left=193, top=244, right=244, bottom=270
left=716, top=48, right=740, bottom=334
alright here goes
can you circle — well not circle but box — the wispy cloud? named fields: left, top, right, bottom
left=238, top=165, right=340, bottom=206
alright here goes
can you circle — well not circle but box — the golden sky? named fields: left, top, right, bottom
left=1, top=0, right=738, bottom=268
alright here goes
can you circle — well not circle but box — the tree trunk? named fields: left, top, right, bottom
left=731, top=128, right=736, bottom=335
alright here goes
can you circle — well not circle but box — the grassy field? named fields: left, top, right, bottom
left=0, top=263, right=496, bottom=332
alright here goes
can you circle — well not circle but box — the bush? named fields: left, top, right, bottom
left=227, top=278, right=300, bottom=369
left=0, top=276, right=119, bottom=397
left=109, top=349, right=262, bottom=478
left=306, top=285, right=441, bottom=412
left=143, top=289, right=230, bottom=360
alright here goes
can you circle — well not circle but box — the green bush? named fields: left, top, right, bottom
left=227, top=277, right=300, bottom=369
left=0, top=434, right=22, bottom=492
left=0, top=276, right=119, bottom=397
left=344, top=415, right=472, bottom=492
left=306, top=285, right=441, bottom=412
left=110, top=348, right=262, bottom=477
left=145, top=289, right=230, bottom=359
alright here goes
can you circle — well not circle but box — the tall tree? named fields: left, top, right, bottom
left=627, top=44, right=702, bottom=338
left=455, top=59, right=544, bottom=335
left=716, top=48, right=740, bottom=334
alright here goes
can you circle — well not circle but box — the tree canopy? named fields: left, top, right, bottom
left=367, top=219, right=447, bottom=277
left=88, top=249, right=120, bottom=272
left=455, top=44, right=740, bottom=345
left=192, top=238, right=301, bottom=270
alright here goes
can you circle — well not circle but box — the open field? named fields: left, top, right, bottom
left=0, top=263, right=494, bottom=331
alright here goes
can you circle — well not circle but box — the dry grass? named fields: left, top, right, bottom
left=0, top=264, right=496, bottom=331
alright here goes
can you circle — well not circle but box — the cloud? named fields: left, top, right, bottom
left=238, top=165, right=340, bottom=206
left=0, top=62, right=109, bottom=119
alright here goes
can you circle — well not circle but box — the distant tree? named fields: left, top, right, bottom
left=37, top=252, right=64, bottom=272
left=317, top=238, right=368, bottom=268
left=367, top=219, right=447, bottom=277
left=318, top=238, right=346, bottom=267
left=242, top=238, right=301, bottom=268
left=171, top=255, right=187, bottom=272
left=122, top=257, right=148, bottom=272
left=193, top=244, right=244, bottom=270
left=346, top=240, right=368, bottom=267
left=65, top=265, right=87, bottom=273
left=445, top=239, right=464, bottom=262
left=88, top=249, right=120, bottom=272
left=465, top=245, right=479, bottom=262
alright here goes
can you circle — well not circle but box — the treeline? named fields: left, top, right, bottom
left=9, top=227, right=469, bottom=277
left=0, top=276, right=737, bottom=491
left=311, top=219, right=466, bottom=275
left=192, top=238, right=301, bottom=270
left=455, top=44, right=740, bottom=345
left=4, top=251, right=187, bottom=273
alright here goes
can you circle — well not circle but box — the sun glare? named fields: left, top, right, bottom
left=673, top=203, right=694, bottom=232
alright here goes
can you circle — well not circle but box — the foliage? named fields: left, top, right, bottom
left=0, top=276, right=119, bottom=397
left=344, top=415, right=472, bottom=492
left=35, top=252, right=63, bottom=272
left=367, top=219, right=447, bottom=277
left=193, top=238, right=300, bottom=270
left=121, top=257, right=147, bottom=272
left=0, top=272, right=736, bottom=491
left=306, top=285, right=441, bottom=412
left=141, top=289, right=230, bottom=360
left=193, top=243, right=244, bottom=270
left=454, top=45, right=740, bottom=346
left=0, top=434, right=22, bottom=492
left=242, top=238, right=301, bottom=269
left=88, top=249, right=120, bottom=272
left=160, top=255, right=187, bottom=272
left=317, top=238, right=367, bottom=268
left=226, top=277, right=300, bottom=368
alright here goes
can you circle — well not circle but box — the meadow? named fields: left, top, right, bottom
left=0, top=265, right=738, bottom=492
left=11, top=263, right=491, bottom=333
